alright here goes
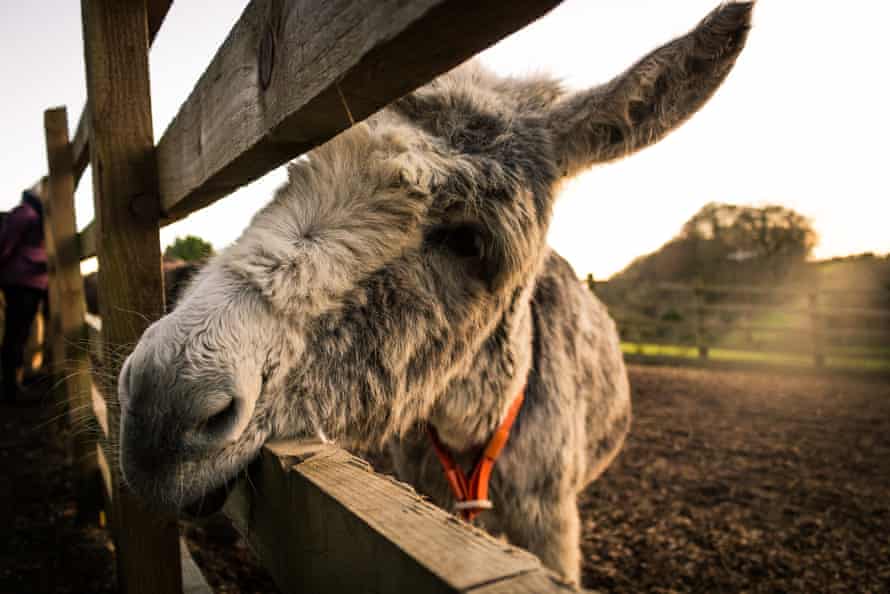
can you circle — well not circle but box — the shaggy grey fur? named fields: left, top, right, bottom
left=117, top=3, right=753, bottom=582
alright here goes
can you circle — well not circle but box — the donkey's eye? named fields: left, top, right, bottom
left=425, top=224, right=484, bottom=259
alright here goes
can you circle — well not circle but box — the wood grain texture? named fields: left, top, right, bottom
left=77, top=0, right=560, bottom=256
left=72, top=108, right=90, bottom=188
left=44, top=107, right=102, bottom=519
left=39, top=186, right=63, bottom=384
left=156, top=0, right=562, bottom=222
left=39, top=173, right=67, bottom=447
left=44, top=107, right=88, bottom=382
left=470, top=570, right=584, bottom=593
left=222, top=441, right=578, bottom=594
left=80, top=1, right=182, bottom=592
left=72, top=0, right=173, bottom=188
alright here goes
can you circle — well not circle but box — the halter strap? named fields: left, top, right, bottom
left=427, top=387, right=525, bottom=521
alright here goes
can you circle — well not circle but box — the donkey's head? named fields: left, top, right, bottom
left=118, top=3, right=753, bottom=511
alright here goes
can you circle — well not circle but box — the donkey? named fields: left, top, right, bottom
left=117, top=2, right=753, bottom=582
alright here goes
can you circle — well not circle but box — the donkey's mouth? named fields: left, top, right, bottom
left=181, top=455, right=261, bottom=518
left=182, top=477, right=236, bottom=518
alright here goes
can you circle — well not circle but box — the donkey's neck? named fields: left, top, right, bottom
left=284, top=263, right=537, bottom=452
left=427, top=281, right=535, bottom=451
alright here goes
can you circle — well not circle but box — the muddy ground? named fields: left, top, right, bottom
left=2, top=364, right=888, bottom=593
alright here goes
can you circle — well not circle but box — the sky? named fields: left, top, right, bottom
left=1, top=1, right=888, bottom=280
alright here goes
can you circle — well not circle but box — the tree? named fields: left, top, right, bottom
left=680, top=202, right=817, bottom=283
left=164, top=235, right=214, bottom=262
left=610, top=203, right=818, bottom=287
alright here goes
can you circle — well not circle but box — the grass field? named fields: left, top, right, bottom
left=622, top=342, right=890, bottom=372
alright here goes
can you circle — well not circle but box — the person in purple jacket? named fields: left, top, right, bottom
left=0, top=186, right=48, bottom=402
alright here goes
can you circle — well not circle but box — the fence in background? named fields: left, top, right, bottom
left=37, top=1, right=578, bottom=592
left=608, top=282, right=890, bottom=371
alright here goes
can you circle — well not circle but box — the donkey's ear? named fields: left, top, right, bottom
left=548, top=1, right=754, bottom=178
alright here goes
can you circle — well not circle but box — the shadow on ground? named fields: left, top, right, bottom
left=0, top=378, right=114, bottom=594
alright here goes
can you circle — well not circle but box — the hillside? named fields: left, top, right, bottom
left=605, top=251, right=890, bottom=292
left=809, top=253, right=890, bottom=292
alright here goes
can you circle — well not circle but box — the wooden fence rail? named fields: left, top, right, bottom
left=38, top=1, right=580, bottom=593
left=223, top=441, right=576, bottom=594
left=77, top=0, right=563, bottom=259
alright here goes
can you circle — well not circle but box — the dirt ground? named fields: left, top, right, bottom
left=580, top=365, right=890, bottom=593
left=0, top=378, right=117, bottom=594
left=3, top=364, right=888, bottom=593
left=0, top=377, right=278, bottom=594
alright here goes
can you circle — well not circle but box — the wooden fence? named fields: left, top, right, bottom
left=38, top=1, right=579, bottom=592
left=608, top=282, right=890, bottom=371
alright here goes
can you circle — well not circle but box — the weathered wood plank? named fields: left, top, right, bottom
left=80, top=0, right=182, bottom=592
left=39, top=185, right=64, bottom=383
left=38, top=176, right=63, bottom=381
left=223, top=440, right=578, bottom=594
left=44, top=108, right=89, bottom=394
left=44, top=106, right=102, bottom=519
left=471, top=570, right=582, bottom=593
left=72, top=109, right=90, bottom=188
left=72, top=0, right=173, bottom=188
left=77, top=0, right=560, bottom=256
left=38, top=177, right=69, bottom=448
left=156, top=0, right=561, bottom=222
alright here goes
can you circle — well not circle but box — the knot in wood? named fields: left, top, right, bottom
left=129, top=193, right=160, bottom=220
left=259, top=28, right=276, bottom=90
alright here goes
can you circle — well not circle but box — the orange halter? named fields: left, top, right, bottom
left=427, top=388, right=525, bottom=521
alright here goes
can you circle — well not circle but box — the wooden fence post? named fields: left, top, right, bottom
left=694, top=285, right=709, bottom=360
left=43, top=106, right=103, bottom=520
left=38, top=178, right=67, bottom=444
left=809, top=291, right=825, bottom=368
left=80, top=1, right=182, bottom=592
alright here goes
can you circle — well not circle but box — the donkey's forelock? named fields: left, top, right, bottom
left=224, top=124, right=437, bottom=319
left=225, top=73, right=561, bottom=321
